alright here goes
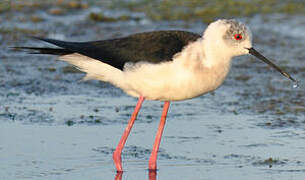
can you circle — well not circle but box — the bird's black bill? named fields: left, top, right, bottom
left=247, top=47, right=296, bottom=82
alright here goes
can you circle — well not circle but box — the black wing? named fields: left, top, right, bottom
left=18, top=31, right=201, bottom=70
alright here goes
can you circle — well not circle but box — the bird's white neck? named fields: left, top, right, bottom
left=203, top=39, right=233, bottom=68
left=173, top=38, right=205, bottom=66
left=171, top=37, right=232, bottom=94
left=174, top=37, right=233, bottom=70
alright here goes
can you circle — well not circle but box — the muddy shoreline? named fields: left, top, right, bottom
left=1, top=1, right=304, bottom=180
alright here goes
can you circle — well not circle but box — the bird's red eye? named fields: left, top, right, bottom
left=234, top=34, right=243, bottom=40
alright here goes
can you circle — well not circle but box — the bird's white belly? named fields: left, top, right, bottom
left=125, top=74, right=204, bottom=101
left=123, top=60, right=230, bottom=101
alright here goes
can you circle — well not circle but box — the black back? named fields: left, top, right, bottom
left=32, top=31, right=201, bottom=70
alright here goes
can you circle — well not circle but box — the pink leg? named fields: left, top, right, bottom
left=114, top=172, right=123, bottom=180
left=113, top=96, right=145, bottom=172
left=148, top=101, right=170, bottom=171
left=148, top=170, right=157, bottom=180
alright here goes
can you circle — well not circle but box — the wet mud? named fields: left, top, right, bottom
left=0, top=1, right=304, bottom=180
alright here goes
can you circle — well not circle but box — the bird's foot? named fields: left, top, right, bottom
left=113, top=151, right=123, bottom=172
left=148, top=158, right=157, bottom=171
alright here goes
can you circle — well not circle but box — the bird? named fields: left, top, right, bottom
left=14, top=19, right=296, bottom=172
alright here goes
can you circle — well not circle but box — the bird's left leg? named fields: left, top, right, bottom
left=113, top=96, right=145, bottom=172
left=148, top=101, right=170, bottom=171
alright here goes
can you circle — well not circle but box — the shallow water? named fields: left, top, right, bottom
left=1, top=2, right=305, bottom=180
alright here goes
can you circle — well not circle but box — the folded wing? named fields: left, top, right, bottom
left=15, top=31, right=201, bottom=70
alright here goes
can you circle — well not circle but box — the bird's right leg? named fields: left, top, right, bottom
left=113, top=96, right=145, bottom=172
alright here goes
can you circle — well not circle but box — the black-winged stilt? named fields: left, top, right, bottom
left=14, top=19, right=296, bottom=172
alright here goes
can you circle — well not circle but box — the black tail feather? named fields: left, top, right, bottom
left=11, top=46, right=73, bottom=55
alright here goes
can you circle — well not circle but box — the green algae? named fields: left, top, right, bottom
left=0, top=27, right=43, bottom=36
left=88, top=12, right=117, bottom=22
left=108, top=0, right=305, bottom=23
left=1, top=0, right=304, bottom=23
left=66, top=120, right=75, bottom=126
left=253, top=157, right=288, bottom=168
left=0, top=1, right=10, bottom=13
left=88, top=12, right=139, bottom=22
left=0, top=0, right=88, bottom=14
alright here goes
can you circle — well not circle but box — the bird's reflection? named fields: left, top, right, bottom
left=114, top=170, right=157, bottom=180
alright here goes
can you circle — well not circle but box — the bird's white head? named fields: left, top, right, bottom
left=202, top=19, right=296, bottom=83
left=203, top=19, right=252, bottom=58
